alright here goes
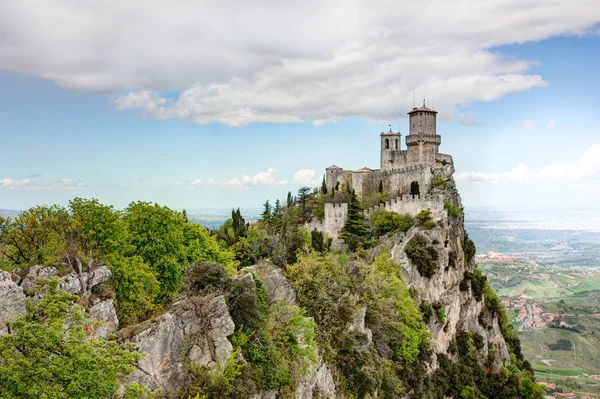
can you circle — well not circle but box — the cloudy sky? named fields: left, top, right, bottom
left=1, top=0, right=599, bottom=210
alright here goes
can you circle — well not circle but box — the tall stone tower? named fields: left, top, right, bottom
left=406, top=101, right=441, bottom=164
left=380, top=127, right=402, bottom=170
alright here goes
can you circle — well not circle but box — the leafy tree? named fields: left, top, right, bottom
left=184, top=223, right=236, bottom=274
left=122, top=201, right=187, bottom=302
left=339, top=190, right=369, bottom=250
left=0, top=205, right=70, bottom=266
left=0, top=279, right=141, bottom=399
left=105, top=254, right=160, bottom=325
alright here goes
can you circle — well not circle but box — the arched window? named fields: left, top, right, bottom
left=395, top=138, right=398, bottom=149
left=385, top=139, right=389, bottom=149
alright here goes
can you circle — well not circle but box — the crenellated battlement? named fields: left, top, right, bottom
left=363, top=193, right=445, bottom=218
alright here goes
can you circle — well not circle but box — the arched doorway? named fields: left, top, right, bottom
left=410, top=181, right=420, bottom=197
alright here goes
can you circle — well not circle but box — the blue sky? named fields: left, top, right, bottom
left=1, top=1, right=599, bottom=211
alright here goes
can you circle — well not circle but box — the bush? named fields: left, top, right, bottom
left=432, top=177, right=448, bottom=189
left=183, top=262, right=228, bottom=293
left=444, top=202, right=460, bottom=218
left=415, top=209, right=434, bottom=229
left=463, top=232, right=476, bottom=266
left=405, top=235, right=439, bottom=278
left=436, top=308, right=445, bottom=324
left=420, top=302, right=433, bottom=324
left=370, top=208, right=413, bottom=236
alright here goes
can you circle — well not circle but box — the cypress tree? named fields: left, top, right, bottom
left=339, top=189, right=369, bottom=250
left=321, top=175, right=328, bottom=195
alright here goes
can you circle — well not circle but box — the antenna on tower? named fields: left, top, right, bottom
left=432, top=96, right=433, bottom=109
left=413, top=92, right=415, bottom=108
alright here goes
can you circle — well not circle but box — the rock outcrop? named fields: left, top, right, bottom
left=0, top=271, right=26, bottom=337
left=385, top=186, right=510, bottom=370
left=86, top=299, right=119, bottom=338
left=123, top=294, right=235, bottom=397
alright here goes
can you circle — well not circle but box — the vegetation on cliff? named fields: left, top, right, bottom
left=0, top=186, right=543, bottom=398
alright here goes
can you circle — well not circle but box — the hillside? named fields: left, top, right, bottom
left=479, top=255, right=600, bottom=397
left=0, top=186, right=542, bottom=398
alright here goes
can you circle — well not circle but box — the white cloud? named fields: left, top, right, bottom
left=2, top=1, right=598, bottom=126
left=0, top=178, right=32, bottom=189
left=227, top=168, right=288, bottom=187
left=292, top=169, right=317, bottom=185
left=456, top=111, right=482, bottom=126
left=56, top=178, right=86, bottom=188
left=456, top=163, right=530, bottom=183
left=518, top=120, right=537, bottom=128
left=457, top=143, right=600, bottom=183
left=546, top=120, right=557, bottom=128
left=0, top=177, right=86, bottom=190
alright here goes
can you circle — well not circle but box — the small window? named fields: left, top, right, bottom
left=395, top=138, right=398, bottom=149
left=385, top=139, right=389, bottom=149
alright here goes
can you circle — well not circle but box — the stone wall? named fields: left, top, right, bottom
left=352, top=164, right=433, bottom=203
left=302, top=202, right=348, bottom=244
left=364, top=193, right=446, bottom=220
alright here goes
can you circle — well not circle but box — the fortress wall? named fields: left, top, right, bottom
left=323, top=202, right=348, bottom=241
left=364, top=193, right=446, bottom=220
left=372, top=165, right=433, bottom=200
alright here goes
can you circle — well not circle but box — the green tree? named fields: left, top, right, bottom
left=297, top=186, right=312, bottom=224
left=260, top=200, right=272, bottom=225
left=339, top=190, right=369, bottom=250
left=105, top=254, right=160, bottom=325
left=0, top=279, right=142, bottom=399
left=122, top=201, right=187, bottom=302
left=369, top=208, right=413, bottom=236
left=321, top=175, right=328, bottom=195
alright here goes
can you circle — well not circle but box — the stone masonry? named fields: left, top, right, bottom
left=305, top=102, right=454, bottom=243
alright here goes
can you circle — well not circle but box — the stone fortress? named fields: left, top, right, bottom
left=305, top=101, right=456, bottom=242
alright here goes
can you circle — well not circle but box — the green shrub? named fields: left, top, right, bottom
left=405, top=235, right=439, bottom=278
left=420, top=302, right=433, bottom=324
left=463, top=232, right=476, bottom=266
left=370, top=208, right=413, bottom=236
left=432, top=177, right=448, bottom=189
left=444, top=202, right=460, bottom=218
left=436, top=308, right=445, bottom=324
left=415, top=209, right=433, bottom=228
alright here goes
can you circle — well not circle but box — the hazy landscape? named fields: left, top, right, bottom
left=466, top=207, right=600, bottom=397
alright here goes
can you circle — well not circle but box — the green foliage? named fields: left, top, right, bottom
left=105, top=254, right=160, bottom=325
left=183, top=223, right=236, bottom=275
left=183, top=349, right=243, bottom=399
left=419, top=302, right=433, bottom=324
left=444, top=202, right=460, bottom=218
left=463, top=231, right=476, bottom=266
left=369, top=208, right=413, bottom=236
left=461, top=266, right=487, bottom=301
left=432, top=176, right=448, bottom=189
left=0, top=279, right=141, bottom=399
left=436, top=308, right=446, bottom=324
left=122, top=201, right=187, bottom=302
left=404, top=235, right=439, bottom=278
left=415, top=209, right=436, bottom=229
left=285, top=251, right=429, bottom=397
left=339, top=190, right=369, bottom=250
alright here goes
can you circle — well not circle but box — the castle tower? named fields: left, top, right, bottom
left=380, top=126, right=402, bottom=170
left=406, top=101, right=441, bottom=164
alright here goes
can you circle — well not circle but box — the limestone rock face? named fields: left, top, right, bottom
left=21, top=265, right=112, bottom=297
left=21, top=265, right=59, bottom=293
left=59, top=266, right=112, bottom=296
left=86, top=299, right=119, bottom=338
left=296, top=355, right=336, bottom=399
left=252, top=261, right=297, bottom=305
left=125, top=294, right=235, bottom=397
left=387, top=187, right=510, bottom=368
left=0, top=271, right=26, bottom=336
